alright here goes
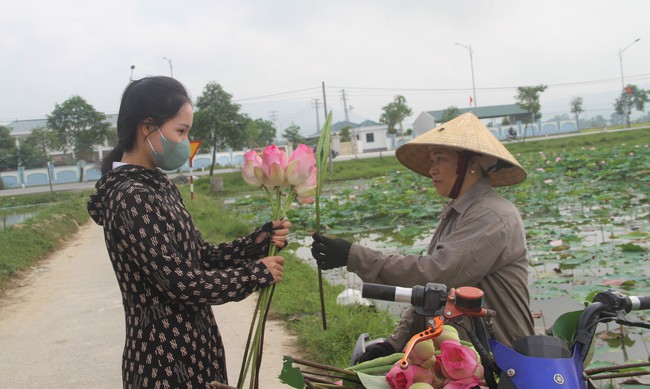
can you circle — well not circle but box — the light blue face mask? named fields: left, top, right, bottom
left=146, top=127, right=190, bottom=171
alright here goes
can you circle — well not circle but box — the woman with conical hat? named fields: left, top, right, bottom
left=312, top=112, right=534, bottom=361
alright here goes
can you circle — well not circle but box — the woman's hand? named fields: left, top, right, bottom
left=254, top=220, right=292, bottom=250
left=270, top=219, right=291, bottom=249
left=260, top=255, right=284, bottom=283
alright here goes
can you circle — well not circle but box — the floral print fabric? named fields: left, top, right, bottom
left=88, top=165, right=274, bottom=388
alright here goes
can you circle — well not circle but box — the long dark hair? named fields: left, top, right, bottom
left=101, top=76, right=192, bottom=174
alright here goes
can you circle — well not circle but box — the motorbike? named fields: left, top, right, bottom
left=355, top=282, right=650, bottom=388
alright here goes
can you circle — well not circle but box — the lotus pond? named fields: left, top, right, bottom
left=229, top=141, right=650, bottom=366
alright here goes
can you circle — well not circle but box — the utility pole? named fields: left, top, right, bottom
left=340, top=89, right=350, bottom=121
left=162, top=57, right=173, bottom=78
left=322, top=82, right=328, bottom=120
left=311, top=99, right=321, bottom=132
left=322, top=82, right=333, bottom=174
left=269, top=111, right=280, bottom=143
left=618, top=38, right=640, bottom=128
left=455, top=43, right=477, bottom=114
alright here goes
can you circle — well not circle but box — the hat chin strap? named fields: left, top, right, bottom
left=448, top=151, right=477, bottom=199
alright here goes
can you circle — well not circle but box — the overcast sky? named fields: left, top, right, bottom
left=1, top=0, right=649, bottom=134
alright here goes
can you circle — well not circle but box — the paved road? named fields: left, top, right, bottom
left=0, top=222, right=298, bottom=388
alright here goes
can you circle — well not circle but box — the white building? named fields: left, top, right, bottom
left=317, top=119, right=395, bottom=155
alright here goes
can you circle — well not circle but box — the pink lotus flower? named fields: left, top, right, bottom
left=242, top=150, right=264, bottom=187
left=386, top=362, right=433, bottom=389
left=442, top=364, right=486, bottom=388
left=286, top=144, right=315, bottom=186
left=438, top=340, right=479, bottom=381
left=261, top=145, right=288, bottom=189
left=294, top=166, right=317, bottom=204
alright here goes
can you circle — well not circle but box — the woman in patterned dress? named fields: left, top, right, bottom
left=88, top=76, right=288, bottom=388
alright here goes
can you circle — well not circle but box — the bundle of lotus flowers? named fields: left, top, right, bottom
left=279, top=325, right=488, bottom=389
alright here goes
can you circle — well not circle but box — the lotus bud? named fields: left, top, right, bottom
left=261, top=145, right=288, bottom=189
left=408, top=339, right=436, bottom=369
left=242, top=150, right=263, bottom=187
left=286, top=144, right=315, bottom=186
left=438, top=340, right=478, bottom=380
left=294, top=166, right=317, bottom=204
left=433, top=325, right=460, bottom=349
left=408, top=383, right=434, bottom=389
left=386, top=362, right=434, bottom=389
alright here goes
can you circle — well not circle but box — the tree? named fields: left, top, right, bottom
left=18, top=126, right=55, bottom=168
left=0, top=125, right=19, bottom=170
left=614, top=84, right=649, bottom=127
left=440, top=106, right=462, bottom=123
left=570, top=97, right=584, bottom=130
left=515, top=85, right=547, bottom=139
left=193, top=82, right=247, bottom=176
left=339, top=125, right=352, bottom=142
left=515, top=85, right=547, bottom=122
left=46, top=95, right=110, bottom=162
left=591, top=115, right=607, bottom=127
left=610, top=112, right=624, bottom=126
left=501, top=116, right=510, bottom=125
left=379, top=95, right=412, bottom=136
left=282, top=123, right=305, bottom=147
left=244, top=118, right=276, bottom=148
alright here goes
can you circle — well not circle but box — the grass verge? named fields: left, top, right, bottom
left=0, top=191, right=90, bottom=290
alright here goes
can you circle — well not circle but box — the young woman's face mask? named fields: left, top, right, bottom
left=146, top=127, right=191, bottom=171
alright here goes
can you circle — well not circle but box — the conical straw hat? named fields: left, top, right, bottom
left=396, top=112, right=526, bottom=186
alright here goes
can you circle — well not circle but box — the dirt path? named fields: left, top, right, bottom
left=0, top=222, right=298, bottom=388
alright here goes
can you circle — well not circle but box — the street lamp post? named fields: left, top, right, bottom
left=162, top=57, right=173, bottom=78
left=455, top=42, right=477, bottom=115
left=618, top=38, right=640, bottom=128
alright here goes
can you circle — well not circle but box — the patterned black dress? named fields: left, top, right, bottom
left=88, top=165, right=274, bottom=388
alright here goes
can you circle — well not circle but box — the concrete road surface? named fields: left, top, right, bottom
left=0, top=222, right=298, bottom=388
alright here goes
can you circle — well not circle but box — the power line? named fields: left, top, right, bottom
left=233, top=86, right=321, bottom=102
left=231, top=73, right=650, bottom=106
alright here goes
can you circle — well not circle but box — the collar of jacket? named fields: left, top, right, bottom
left=446, top=177, right=492, bottom=217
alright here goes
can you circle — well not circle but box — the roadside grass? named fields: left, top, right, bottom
left=0, top=191, right=90, bottom=290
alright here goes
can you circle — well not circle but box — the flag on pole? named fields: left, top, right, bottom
left=469, top=96, right=473, bottom=106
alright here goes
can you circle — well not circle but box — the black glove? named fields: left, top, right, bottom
left=311, top=232, right=351, bottom=270
left=356, top=341, right=395, bottom=364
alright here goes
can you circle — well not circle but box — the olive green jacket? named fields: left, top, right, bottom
left=347, top=177, right=534, bottom=349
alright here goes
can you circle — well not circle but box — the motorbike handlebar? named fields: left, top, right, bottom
left=362, top=282, right=449, bottom=317
left=626, top=295, right=650, bottom=312
left=361, top=283, right=412, bottom=304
